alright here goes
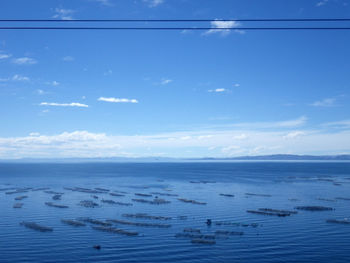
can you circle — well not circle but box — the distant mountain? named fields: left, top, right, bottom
left=195, top=154, right=350, bottom=161
left=1, top=154, right=350, bottom=163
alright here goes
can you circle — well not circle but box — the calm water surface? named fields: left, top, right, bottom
left=0, top=162, right=349, bottom=263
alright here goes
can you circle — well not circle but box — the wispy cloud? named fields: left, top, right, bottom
left=323, top=119, right=350, bottom=129
left=208, top=88, right=227, bottom=93
left=12, top=74, right=30, bottom=81
left=204, top=20, right=243, bottom=36
left=0, top=125, right=349, bottom=158
left=52, top=8, right=74, bottom=20
left=0, top=74, right=30, bottom=82
left=62, top=56, right=74, bottom=62
left=104, top=69, right=113, bottom=76
left=36, top=89, right=46, bottom=95
left=45, top=80, right=60, bottom=86
left=12, top=57, right=37, bottom=65
left=160, top=78, right=172, bottom=85
left=0, top=53, right=11, bottom=59
left=316, top=0, right=329, bottom=6
left=40, top=102, right=89, bottom=108
left=283, top=131, right=305, bottom=139
left=98, top=97, right=138, bottom=103
left=94, top=0, right=113, bottom=6
left=143, top=0, right=164, bottom=7
left=310, top=98, right=336, bottom=107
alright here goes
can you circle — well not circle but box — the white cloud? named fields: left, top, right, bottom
left=234, top=134, right=248, bottom=140
left=46, top=80, right=60, bottom=86
left=204, top=20, right=242, bottom=36
left=0, top=123, right=350, bottom=158
left=104, top=69, right=113, bottom=76
left=12, top=57, right=37, bottom=65
left=53, top=8, right=74, bottom=20
left=0, top=53, right=11, bottom=59
left=62, top=56, right=74, bottom=62
left=208, top=88, right=227, bottom=93
left=12, top=74, right=30, bottom=81
left=94, top=0, right=113, bottom=6
left=37, top=89, right=45, bottom=95
left=98, top=97, right=138, bottom=103
left=233, top=83, right=240, bottom=87
left=40, top=102, right=89, bottom=108
left=283, top=131, right=305, bottom=139
left=310, top=98, right=336, bottom=107
left=316, top=0, right=328, bottom=6
left=323, top=119, right=350, bottom=129
left=143, top=0, right=164, bottom=7
left=161, top=78, right=172, bottom=85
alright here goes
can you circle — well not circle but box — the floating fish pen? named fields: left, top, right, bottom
left=288, top=198, right=300, bottom=202
left=32, top=187, right=50, bottom=191
left=219, top=194, right=235, bottom=197
left=45, top=202, right=69, bottom=208
left=191, top=239, right=216, bottom=245
left=247, top=210, right=291, bottom=217
left=175, top=233, right=216, bottom=240
left=318, top=178, right=334, bottom=182
left=177, top=198, right=206, bottom=205
left=44, top=190, right=64, bottom=195
left=258, top=208, right=298, bottom=214
left=107, top=219, right=171, bottom=228
left=52, top=194, right=62, bottom=200
left=61, top=219, right=86, bottom=227
left=183, top=228, right=201, bottom=233
left=95, top=188, right=110, bottom=192
left=335, top=197, right=350, bottom=201
left=13, top=203, right=23, bottom=208
left=295, top=206, right=334, bottom=211
left=215, top=230, right=244, bottom=236
left=245, top=193, right=272, bottom=197
left=6, top=190, right=29, bottom=195
left=91, top=226, right=138, bottom=236
left=317, top=198, right=336, bottom=202
left=150, top=192, right=178, bottom=197
left=114, top=190, right=129, bottom=194
left=132, top=198, right=171, bottom=205
left=101, top=199, right=133, bottom=206
left=20, top=222, right=53, bottom=232
left=122, top=213, right=172, bottom=220
left=14, top=195, right=28, bottom=201
left=214, top=221, right=259, bottom=227
left=0, top=187, right=16, bottom=191
left=66, top=187, right=104, bottom=194
left=109, top=193, right=125, bottom=197
left=134, top=193, right=153, bottom=197
left=326, top=219, right=350, bottom=225
left=79, top=200, right=99, bottom=208
left=77, top=217, right=112, bottom=226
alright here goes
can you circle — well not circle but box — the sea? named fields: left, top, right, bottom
left=0, top=161, right=349, bottom=263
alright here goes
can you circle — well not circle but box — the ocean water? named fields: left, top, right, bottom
left=0, top=162, right=349, bottom=263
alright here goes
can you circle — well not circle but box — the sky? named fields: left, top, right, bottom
left=0, top=0, right=350, bottom=159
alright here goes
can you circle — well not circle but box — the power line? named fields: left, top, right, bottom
left=0, top=27, right=350, bottom=30
left=1, top=18, right=350, bottom=22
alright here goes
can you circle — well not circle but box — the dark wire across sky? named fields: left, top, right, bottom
left=1, top=18, right=350, bottom=30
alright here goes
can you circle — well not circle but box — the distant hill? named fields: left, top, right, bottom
left=1, top=154, right=350, bottom=163
left=195, top=154, right=350, bottom=161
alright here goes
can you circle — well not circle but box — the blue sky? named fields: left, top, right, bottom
left=0, top=0, right=350, bottom=158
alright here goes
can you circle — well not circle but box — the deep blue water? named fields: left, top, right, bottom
left=0, top=162, right=350, bottom=263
